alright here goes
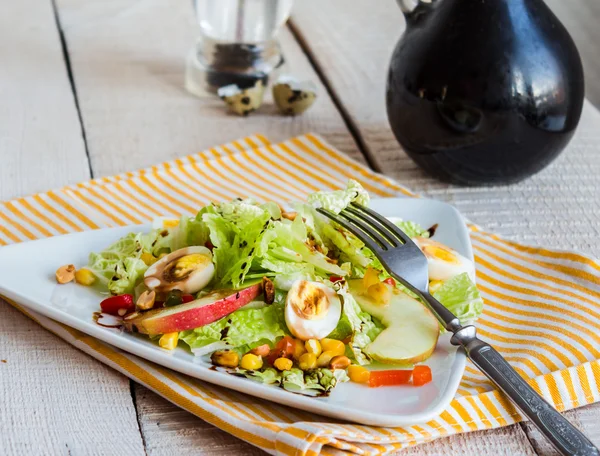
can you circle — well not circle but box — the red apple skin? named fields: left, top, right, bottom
left=124, top=283, right=261, bottom=335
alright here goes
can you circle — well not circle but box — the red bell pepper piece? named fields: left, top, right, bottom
left=383, top=278, right=396, bottom=286
left=368, top=369, right=413, bottom=388
left=100, top=294, right=135, bottom=316
left=182, top=294, right=195, bottom=303
left=412, top=365, right=432, bottom=386
left=267, top=336, right=295, bottom=365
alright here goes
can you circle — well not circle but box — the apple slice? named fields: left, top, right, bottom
left=348, top=280, right=439, bottom=365
left=124, top=283, right=261, bottom=335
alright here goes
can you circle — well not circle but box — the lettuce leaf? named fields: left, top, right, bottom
left=335, top=286, right=383, bottom=364
left=175, top=215, right=210, bottom=250
left=282, top=368, right=348, bottom=395
left=322, top=224, right=371, bottom=269
left=307, top=179, right=369, bottom=214
left=238, top=367, right=282, bottom=385
left=202, top=201, right=276, bottom=288
left=272, top=271, right=315, bottom=291
left=179, top=301, right=288, bottom=353
left=147, top=214, right=210, bottom=256
left=87, top=232, right=153, bottom=295
left=268, top=217, right=346, bottom=277
left=233, top=367, right=349, bottom=396
left=434, top=273, right=484, bottom=323
left=326, top=313, right=354, bottom=341
left=391, top=219, right=429, bottom=239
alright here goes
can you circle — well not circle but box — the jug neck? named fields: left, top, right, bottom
left=397, top=0, right=435, bottom=24
left=397, top=0, right=427, bottom=14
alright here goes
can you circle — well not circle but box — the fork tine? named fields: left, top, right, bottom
left=316, top=208, right=385, bottom=252
left=350, top=203, right=412, bottom=244
left=345, top=206, right=400, bottom=247
left=338, top=211, right=392, bottom=249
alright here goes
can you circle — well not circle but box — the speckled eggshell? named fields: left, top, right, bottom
left=218, top=80, right=265, bottom=116
left=272, top=80, right=317, bottom=116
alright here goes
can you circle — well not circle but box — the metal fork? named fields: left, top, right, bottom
left=317, top=203, right=599, bottom=456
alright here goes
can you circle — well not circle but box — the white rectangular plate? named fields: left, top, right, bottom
left=0, top=198, right=470, bottom=426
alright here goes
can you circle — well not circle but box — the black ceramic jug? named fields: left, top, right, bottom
left=386, top=0, right=585, bottom=185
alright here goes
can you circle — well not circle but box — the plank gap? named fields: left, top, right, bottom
left=287, top=20, right=379, bottom=172
left=131, top=380, right=150, bottom=456
left=50, top=0, right=94, bottom=179
left=519, top=422, right=544, bottom=456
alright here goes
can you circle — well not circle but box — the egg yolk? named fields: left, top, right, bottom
left=422, top=244, right=459, bottom=264
left=292, top=281, right=330, bottom=320
left=167, top=254, right=210, bottom=280
left=163, top=219, right=180, bottom=229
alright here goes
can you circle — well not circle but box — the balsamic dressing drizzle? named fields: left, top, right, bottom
left=426, top=223, right=439, bottom=238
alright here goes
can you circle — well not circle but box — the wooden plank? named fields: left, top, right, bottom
left=401, top=426, right=537, bottom=456
left=54, top=0, right=362, bottom=179
left=522, top=405, right=600, bottom=456
left=52, top=0, right=365, bottom=453
left=0, top=0, right=145, bottom=455
left=0, top=305, right=145, bottom=456
left=290, top=0, right=600, bottom=454
left=0, top=0, right=90, bottom=200
left=134, top=387, right=264, bottom=456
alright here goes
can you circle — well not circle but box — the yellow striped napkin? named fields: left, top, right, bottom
left=2, top=133, right=600, bottom=455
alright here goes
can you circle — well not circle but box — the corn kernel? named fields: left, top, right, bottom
left=158, top=332, right=179, bottom=350
left=298, top=353, right=317, bottom=370
left=292, top=339, right=307, bottom=360
left=367, top=283, right=391, bottom=305
left=330, top=355, right=351, bottom=370
left=362, top=267, right=380, bottom=289
left=305, top=339, right=322, bottom=357
left=429, top=280, right=443, bottom=294
left=317, top=351, right=335, bottom=368
left=74, top=268, right=96, bottom=286
left=141, top=252, right=157, bottom=266
left=274, top=357, right=293, bottom=371
left=320, top=338, right=345, bottom=356
left=211, top=350, right=239, bottom=368
left=240, top=353, right=263, bottom=370
left=348, top=365, right=370, bottom=383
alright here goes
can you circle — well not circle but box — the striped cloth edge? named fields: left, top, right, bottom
left=1, top=133, right=599, bottom=455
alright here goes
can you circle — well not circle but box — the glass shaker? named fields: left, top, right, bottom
left=186, top=0, right=294, bottom=96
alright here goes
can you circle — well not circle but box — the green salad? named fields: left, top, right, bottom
left=67, top=180, right=483, bottom=395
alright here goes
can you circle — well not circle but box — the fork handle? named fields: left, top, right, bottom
left=453, top=328, right=599, bottom=456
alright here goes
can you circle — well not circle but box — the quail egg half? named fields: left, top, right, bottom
left=414, top=237, right=476, bottom=282
left=272, top=75, right=317, bottom=116
left=218, top=80, right=265, bottom=116
left=284, top=280, right=341, bottom=340
left=144, top=246, right=215, bottom=294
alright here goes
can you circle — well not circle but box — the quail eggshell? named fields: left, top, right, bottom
left=272, top=76, right=317, bottom=116
left=218, top=80, right=265, bottom=116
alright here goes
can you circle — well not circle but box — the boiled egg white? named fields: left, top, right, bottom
left=285, top=280, right=341, bottom=341
left=414, top=237, right=476, bottom=282
left=144, top=246, right=214, bottom=294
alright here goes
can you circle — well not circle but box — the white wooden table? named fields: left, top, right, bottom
left=2, top=1, right=600, bottom=454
